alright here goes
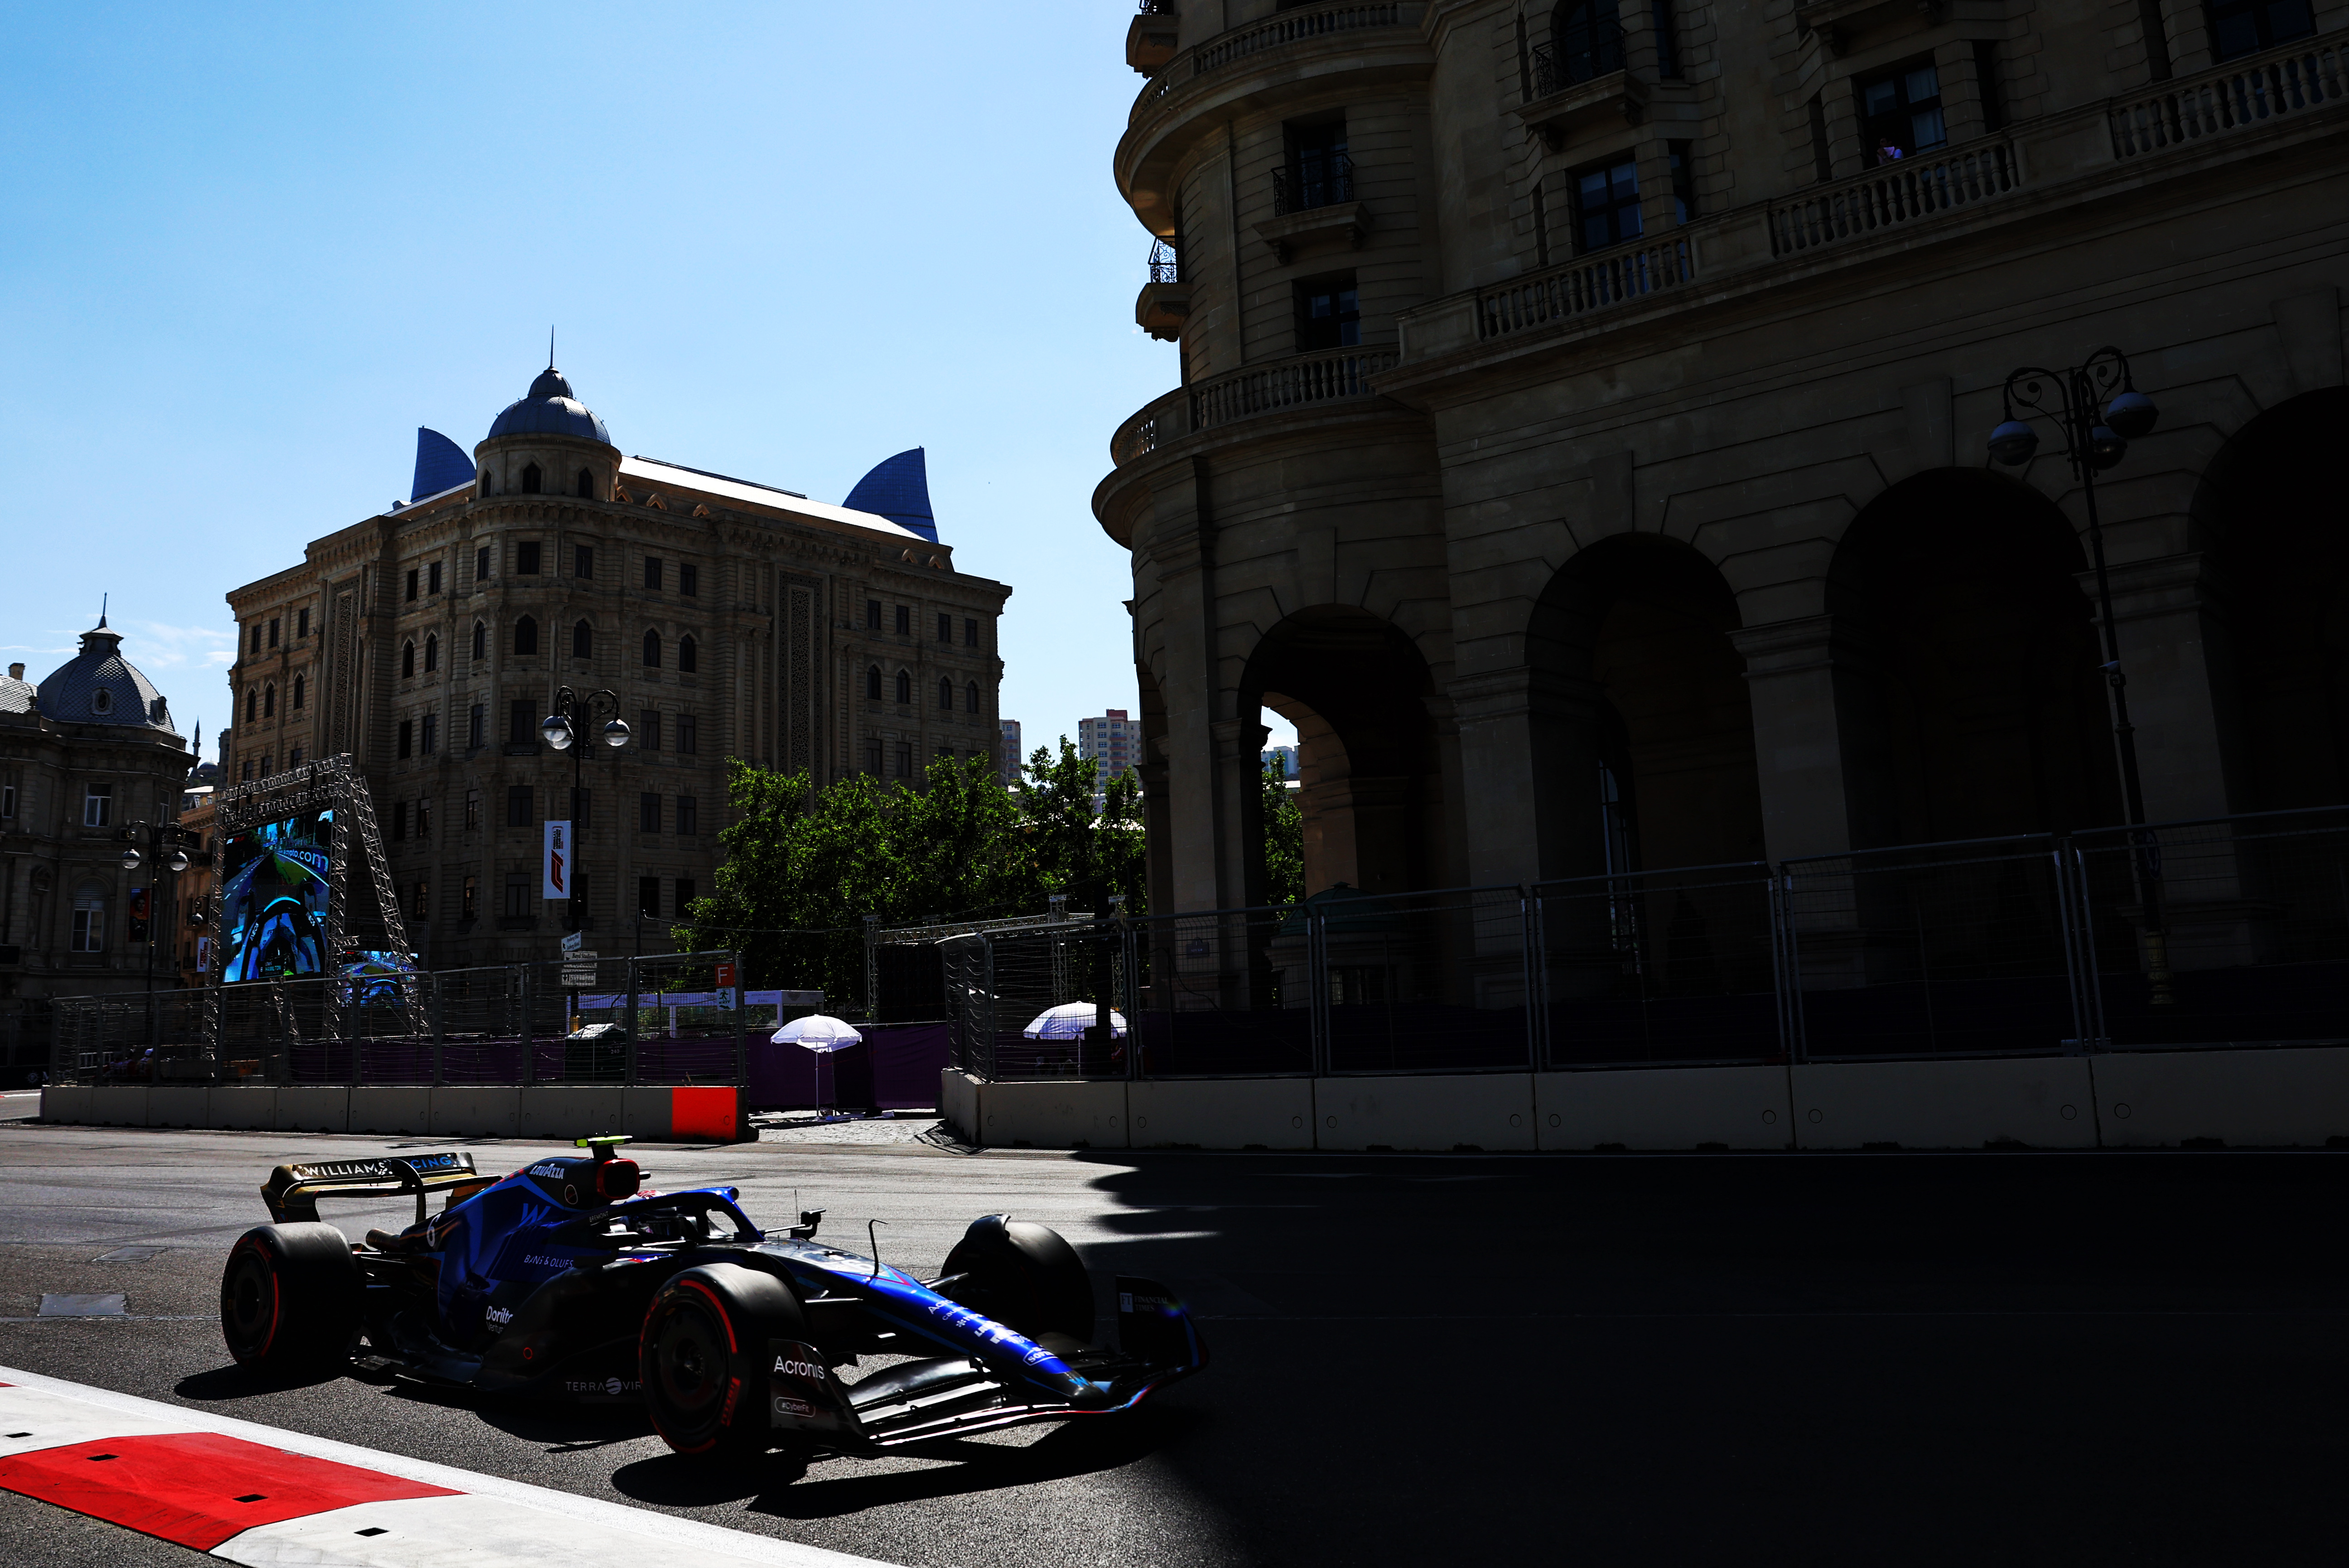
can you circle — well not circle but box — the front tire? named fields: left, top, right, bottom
left=640, top=1263, right=804, bottom=1459
left=940, top=1215, right=1094, bottom=1344
left=220, top=1223, right=360, bottom=1374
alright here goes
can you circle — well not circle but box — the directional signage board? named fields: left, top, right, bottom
left=562, top=930, right=584, bottom=954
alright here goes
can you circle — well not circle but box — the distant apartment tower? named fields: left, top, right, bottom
left=998, top=719, right=1023, bottom=784
left=1078, top=709, right=1139, bottom=806
left=1261, top=744, right=1297, bottom=780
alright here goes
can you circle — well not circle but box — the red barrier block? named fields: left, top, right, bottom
left=669, top=1085, right=738, bottom=1142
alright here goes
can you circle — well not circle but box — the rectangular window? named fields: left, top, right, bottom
left=679, top=564, right=698, bottom=597
left=1973, top=39, right=2006, bottom=129
left=392, top=801, right=408, bottom=841
left=465, top=788, right=481, bottom=830
left=676, top=715, right=698, bottom=755
left=420, top=713, right=438, bottom=754
left=676, top=795, right=699, bottom=836
left=639, top=876, right=661, bottom=917
left=1532, top=177, right=1550, bottom=268
left=1809, top=93, right=1833, bottom=183
left=516, top=541, right=541, bottom=575
left=1858, top=59, right=1947, bottom=164
left=509, top=699, right=535, bottom=745
left=462, top=875, right=478, bottom=917
left=503, top=873, right=529, bottom=918
left=0, top=784, right=13, bottom=819
left=289, top=745, right=303, bottom=764
left=71, top=901, right=104, bottom=953
left=640, top=792, right=662, bottom=833
left=506, top=785, right=533, bottom=827
left=864, top=738, right=883, bottom=774
left=405, top=569, right=419, bottom=603
left=1668, top=140, right=1695, bottom=223
left=428, top=561, right=443, bottom=595
left=2206, top=0, right=2314, bottom=59
left=895, top=605, right=911, bottom=636
left=396, top=719, right=413, bottom=759
left=269, top=618, right=281, bottom=647
left=866, top=599, right=883, bottom=630
left=416, top=797, right=431, bottom=839
left=937, top=613, right=953, bottom=643
left=640, top=709, right=661, bottom=750
left=468, top=703, right=485, bottom=750
left=411, top=880, right=429, bottom=920
left=894, top=743, right=913, bottom=778
left=83, top=785, right=112, bottom=828
left=297, top=607, right=310, bottom=638
left=1293, top=270, right=1361, bottom=351
left=644, top=557, right=664, bottom=591
left=964, top=617, right=979, bottom=647
left=1283, top=119, right=1350, bottom=211
left=1572, top=158, right=1642, bottom=252
left=476, top=545, right=492, bottom=583
left=574, top=545, right=594, bottom=579
left=1653, top=0, right=1681, bottom=78
left=570, top=786, right=591, bottom=830
left=675, top=877, right=695, bottom=911
left=250, top=623, right=262, bottom=653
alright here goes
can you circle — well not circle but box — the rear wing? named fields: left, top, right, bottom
left=262, top=1151, right=491, bottom=1225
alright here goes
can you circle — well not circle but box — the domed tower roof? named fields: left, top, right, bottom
left=487, top=364, right=611, bottom=444
left=37, top=614, right=178, bottom=735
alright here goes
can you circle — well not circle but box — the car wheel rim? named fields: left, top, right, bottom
left=223, top=1251, right=275, bottom=1352
left=651, top=1300, right=728, bottom=1427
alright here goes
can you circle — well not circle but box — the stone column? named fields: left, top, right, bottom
left=2087, top=552, right=2239, bottom=824
left=1446, top=666, right=1607, bottom=888
left=1727, top=614, right=1886, bottom=862
left=1143, top=464, right=1226, bottom=916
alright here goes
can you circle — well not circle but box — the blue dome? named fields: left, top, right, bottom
left=487, top=367, right=611, bottom=444
left=844, top=447, right=938, bottom=542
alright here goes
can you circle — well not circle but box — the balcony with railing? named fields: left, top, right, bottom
left=1475, top=235, right=1695, bottom=341
left=1766, top=139, right=2019, bottom=257
left=1109, top=345, right=1404, bottom=469
left=1136, top=238, right=1191, bottom=343
left=1130, top=2, right=1425, bottom=125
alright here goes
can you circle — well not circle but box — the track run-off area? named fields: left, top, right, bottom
left=1, top=1121, right=2344, bottom=1565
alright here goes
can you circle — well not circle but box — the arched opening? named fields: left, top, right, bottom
left=642, top=629, right=661, bottom=668
left=1829, top=469, right=2119, bottom=844
left=678, top=635, right=697, bottom=673
left=1241, top=607, right=1444, bottom=900
left=866, top=666, right=883, bottom=701
left=521, top=463, right=542, bottom=494
left=576, top=467, right=594, bottom=499
left=400, top=640, right=415, bottom=679
left=262, top=684, right=276, bottom=718
left=290, top=674, right=304, bottom=710
left=514, top=616, right=538, bottom=656
left=2197, top=388, right=2349, bottom=811
left=1549, top=0, right=1625, bottom=85
left=966, top=681, right=980, bottom=713
left=245, top=689, right=257, bottom=723
left=572, top=619, right=593, bottom=660
left=478, top=473, right=491, bottom=498
left=937, top=677, right=953, bottom=709
left=895, top=669, right=912, bottom=705
left=423, top=633, right=438, bottom=672
left=1529, top=533, right=1765, bottom=878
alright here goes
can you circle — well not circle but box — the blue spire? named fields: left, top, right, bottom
left=411, top=427, right=477, bottom=502
left=843, top=448, right=937, bottom=543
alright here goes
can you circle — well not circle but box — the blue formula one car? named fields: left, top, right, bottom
left=218, top=1137, right=1206, bottom=1461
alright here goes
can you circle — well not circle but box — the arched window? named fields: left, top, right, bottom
left=423, top=633, right=438, bottom=672
left=1549, top=0, right=1625, bottom=86
left=572, top=619, right=593, bottom=659
left=937, top=677, right=953, bottom=709
left=866, top=666, right=882, bottom=701
left=471, top=621, right=486, bottom=661
left=515, top=615, right=538, bottom=656
left=966, top=681, right=980, bottom=713
left=478, top=473, right=491, bottom=498
left=263, top=684, right=276, bottom=718
left=401, top=640, right=415, bottom=678
left=291, top=673, right=305, bottom=710
left=576, top=468, right=594, bottom=498
left=642, top=629, right=662, bottom=668
left=245, top=689, right=257, bottom=723
left=678, top=635, right=697, bottom=673
left=521, top=462, right=542, bottom=494
left=895, top=669, right=912, bottom=704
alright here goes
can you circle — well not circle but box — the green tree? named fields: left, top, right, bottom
left=1261, top=758, right=1304, bottom=908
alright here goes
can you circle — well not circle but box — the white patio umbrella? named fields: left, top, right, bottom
left=1021, top=1002, right=1129, bottom=1039
left=770, top=1014, right=863, bottom=1117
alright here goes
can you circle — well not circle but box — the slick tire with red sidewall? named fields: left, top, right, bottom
left=220, top=1222, right=361, bottom=1374
left=941, top=1215, right=1095, bottom=1343
left=640, top=1262, right=805, bottom=1459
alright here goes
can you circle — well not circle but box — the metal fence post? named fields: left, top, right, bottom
left=429, top=971, right=445, bottom=1088
left=1307, top=902, right=1330, bottom=1077
left=863, top=915, right=880, bottom=1023
left=732, top=949, right=747, bottom=1089
left=1519, top=886, right=1541, bottom=1072
left=520, top=961, right=535, bottom=1086
left=622, top=956, right=640, bottom=1087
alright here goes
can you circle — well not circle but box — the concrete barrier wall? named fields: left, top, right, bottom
left=938, top=1070, right=979, bottom=1144
left=1314, top=1075, right=1537, bottom=1152
left=2091, top=1047, right=2349, bottom=1148
left=1129, top=1078, right=1314, bottom=1150
left=622, top=1086, right=675, bottom=1141
left=88, top=1088, right=146, bottom=1126
left=431, top=1088, right=519, bottom=1139
left=35, top=1082, right=733, bottom=1141
left=276, top=1087, right=350, bottom=1134
left=40, top=1086, right=93, bottom=1124
left=1791, top=1058, right=2098, bottom=1150
left=975, top=1080, right=1129, bottom=1149
left=210, top=1087, right=278, bottom=1130
left=1537, top=1066, right=1795, bottom=1151
left=349, top=1087, right=431, bottom=1137
left=147, top=1086, right=210, bottom=1129
left=518, top=1087, right=624, bottom=1142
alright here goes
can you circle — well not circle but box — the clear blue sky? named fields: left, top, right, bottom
left=0, top=3, right=1292, bottom=763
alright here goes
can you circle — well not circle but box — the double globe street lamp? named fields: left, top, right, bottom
left=118, top=818, right=200, bottom=997
left=540, top=687, right=631, bottom=939
left=1987, top=345, right=2171, bottom=1003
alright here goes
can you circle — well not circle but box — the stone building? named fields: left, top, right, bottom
left=224, top=364, right=1012, bottom=968
left=0, top=623, right=197, bottom=1026
left=1099, top=0, right=2348, bottom=912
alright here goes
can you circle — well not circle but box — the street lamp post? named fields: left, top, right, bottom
left=1988, top=345, right=2172, bottom=1005
left=540, top=688, right=631, bottom=1024
left=118, top=819, right=198, bottom=996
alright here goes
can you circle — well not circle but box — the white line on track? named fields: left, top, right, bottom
left=0, top=1365, right=892, bottom=1567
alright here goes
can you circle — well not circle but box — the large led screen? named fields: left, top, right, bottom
left=220, top=810, right=333, bottom=983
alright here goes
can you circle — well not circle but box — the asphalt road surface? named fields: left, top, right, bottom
left=2, top=1121, right=2344, bottom=1566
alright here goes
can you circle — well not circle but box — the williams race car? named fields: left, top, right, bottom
left=218, top=1137, right=1205, bottom=1460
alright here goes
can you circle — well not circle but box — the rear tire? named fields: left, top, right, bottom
left=640, top=1263, right=804, bottom=1459
left=220, top=1223, right=360, bottom=1374
left=940, top=1215, right=1094, bottom=1344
